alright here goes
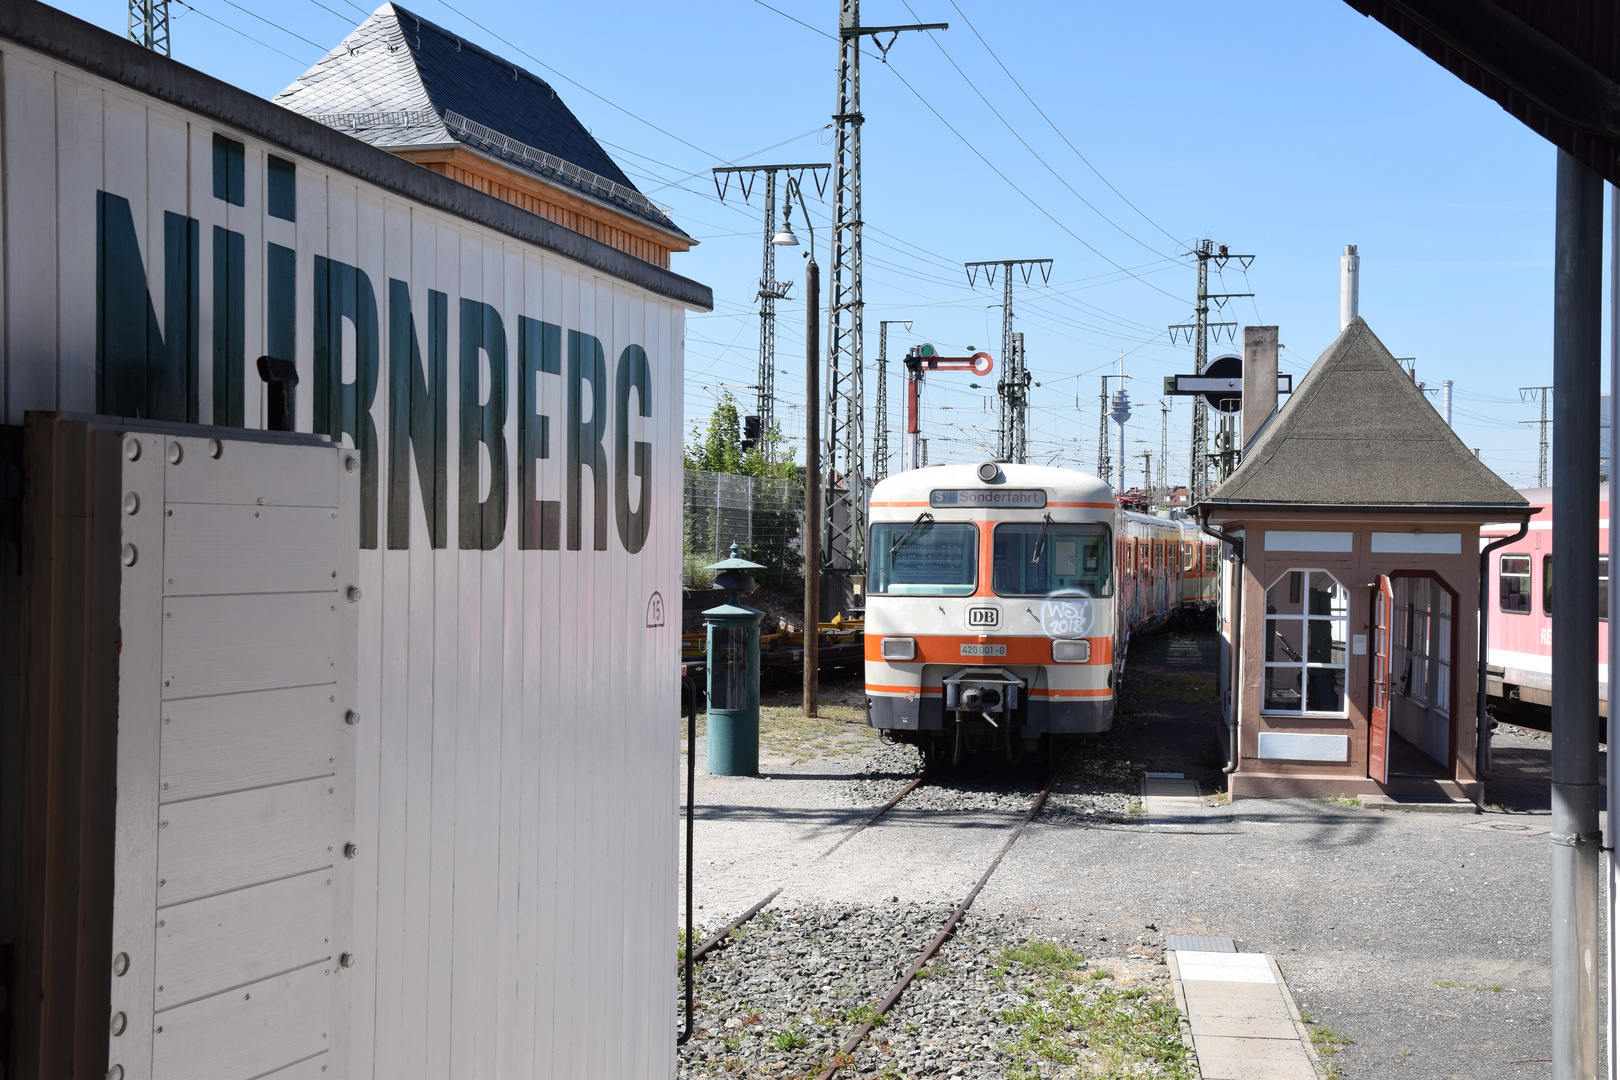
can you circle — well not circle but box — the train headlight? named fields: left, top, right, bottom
left=880, top=636, right=917, bottom=661
left=1052, top=638, right=1091, bottom=663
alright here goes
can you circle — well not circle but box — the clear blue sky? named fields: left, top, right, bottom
left=61, top=0, right=1584, bottom=486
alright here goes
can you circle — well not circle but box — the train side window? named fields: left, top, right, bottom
left=1541, top=555, right=1610, bottom=618
left=1204, top=546, right=1217, bottom=574
left=1183, top=542, right=1194, bottom=573
left=1603, top=556, right=1610, bottom=622
left=1499, top=554, right=1531, bottom=614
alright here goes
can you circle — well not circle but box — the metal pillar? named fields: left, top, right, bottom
left=713, top=164, right=829, bottom=461
left=966, top=260, right=1050, bottom=463
left=1551, top=148, right=1602, bottom=1080
left=1521, top=385, right=1554, bottom=487
left=1012, top=332, right=1028, bottom=463
left=1169, top=242, right=1251, bottom=502
left=1608, top=180, right=1620, bottom=1080
left=804, top=255, right=821, bottom=717
left=758, top=177, right=780, bottom=451
left=826, top=6, right=942, bottom=573
left=128, top=0, right=170, bottom=54
left=1095, top=377, right=1112, bottom=486
left=1160, top=400, right=1171, bottom=503
left=874, top=320, right=911, bottom=482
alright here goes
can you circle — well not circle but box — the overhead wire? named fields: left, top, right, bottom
left=172, top=0, right=314, bottom=63
left=945, top=0, right=1182, bottom=248
left=899, top=0, right=1174, bottom=261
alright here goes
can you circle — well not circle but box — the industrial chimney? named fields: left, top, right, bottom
left=1340, top=244, right=1359, bottom=330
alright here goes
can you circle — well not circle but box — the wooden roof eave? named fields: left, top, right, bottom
left=390, top=141, right=695, bottom=250
left=1196, top=499, right=1533, bottom=520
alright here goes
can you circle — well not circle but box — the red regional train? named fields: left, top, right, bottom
left=1482, top=486, right=1609, bottom=715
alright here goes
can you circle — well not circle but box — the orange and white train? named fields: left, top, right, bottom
left=864, top=461, right=1219, bottom=764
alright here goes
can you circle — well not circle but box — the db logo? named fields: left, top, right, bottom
left=966, top=606, right=1001, bottom=629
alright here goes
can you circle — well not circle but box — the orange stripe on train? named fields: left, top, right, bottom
left=863, top=634, right=1113, bottom=666
left=864, top=683, right=1111, bottom=698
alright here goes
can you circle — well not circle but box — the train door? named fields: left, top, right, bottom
left=1369, top=575, right=1393, bottom=784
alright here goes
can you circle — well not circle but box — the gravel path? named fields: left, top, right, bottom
left=677, top=903, right=1185, bottom=1079
left=681, top=627, right=1571, bottom=1078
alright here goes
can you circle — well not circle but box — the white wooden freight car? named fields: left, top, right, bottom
left=0, top=2, right=711, bottom=1077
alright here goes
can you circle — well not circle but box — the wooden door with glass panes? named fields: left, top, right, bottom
left=1369, top=575, right=1393, bottom=783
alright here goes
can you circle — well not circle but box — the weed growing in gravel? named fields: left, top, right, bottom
left=841, top=1002, right=887, bottom=1028
left=771, top=1028, right=807, bottom=1051
left=1319, top=795, right=1363, bottom=809
left=996, top=940, right=1084, bottom=976
left=677, top=929, right=690, bottom=962
left=1435, top=979, right=1504, bottom=992
left=1129, top=800, right=1146, bottom=815
left=914, top=958, right=950, bottom=979
left=998, top=970, right=1193, bottom=1079
left=1300, top=1012, right=1353, bottom=1077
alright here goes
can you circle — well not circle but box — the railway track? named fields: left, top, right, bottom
left=678, top=759, right=1058, bottom=1077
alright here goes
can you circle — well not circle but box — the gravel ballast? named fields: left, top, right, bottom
left=677, top=902, right=1187, bottom=1079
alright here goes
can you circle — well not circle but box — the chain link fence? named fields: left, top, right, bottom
left=683, top=469, right=804, bottom=587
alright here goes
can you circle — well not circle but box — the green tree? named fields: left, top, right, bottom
left=684, top=392, right=800, bottom=481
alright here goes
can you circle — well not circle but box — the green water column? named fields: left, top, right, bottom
left=704, top=543, right=766, bottom=776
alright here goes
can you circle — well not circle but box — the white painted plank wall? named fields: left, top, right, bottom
left=1, top=40, right=683, bottom=1079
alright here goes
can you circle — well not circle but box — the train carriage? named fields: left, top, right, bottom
left=863, top=461, right=1220, bottom=764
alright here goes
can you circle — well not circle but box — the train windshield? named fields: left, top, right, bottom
left=868, top=521, right=979, bottom=596
left=991, top=522, right=1113, bottom=597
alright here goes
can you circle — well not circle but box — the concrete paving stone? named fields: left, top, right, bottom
left=1181, top=980, right=1290, bottom=1018
left=1165, top=934, right=1236, bottom=953
left=1193, top=1033, right=1318, bottom=1080
left=1188, top=1012, right=1303, bottom=1040
left=1144, top=777, right=1200, bottom=798
left=1177, top=951, right=1278, bottom=983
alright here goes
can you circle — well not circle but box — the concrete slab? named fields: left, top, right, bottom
left=1176, top=951, right=1277, bottom=983
left=1180, top=980, right=1289, bottom=1018
left=1188, top=1012, right=1302, bottom=1040
left=1193, top=1033, right=1317, bottom=1080
left=1164, top=934, right=1236, bottom=953
left=1361, top=793, right=1478, bottom=814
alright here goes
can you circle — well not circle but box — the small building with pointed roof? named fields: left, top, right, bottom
left=1198, top=317, right=1531, bottom=805
left=274, top=3, right=693, bottom=267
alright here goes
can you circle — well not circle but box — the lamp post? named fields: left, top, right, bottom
left=774, top=179, right=820, bottom=717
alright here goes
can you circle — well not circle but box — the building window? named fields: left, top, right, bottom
left=1263, top=569, right=1349, bottom=715
left=1499, top=554, right=1531, bottom=614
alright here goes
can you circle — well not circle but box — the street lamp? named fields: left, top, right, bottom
left=776, top=178, right=820, bottom=717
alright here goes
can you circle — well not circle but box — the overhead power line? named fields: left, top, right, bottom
left=901, top=0, right=1173, bottom=261
left=877, top=59, right=1185, bottom=303
left=946, top=0, right=1183, bottom=248
left=172, top=0, right=312, bottom=62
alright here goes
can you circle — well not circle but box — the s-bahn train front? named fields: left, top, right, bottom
left=864, top=461, right=1117, bottom=764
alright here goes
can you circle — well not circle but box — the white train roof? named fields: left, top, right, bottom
left=870, top=463, right=1115, bottom=512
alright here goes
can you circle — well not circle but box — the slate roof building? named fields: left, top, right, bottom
left=274, top=3, right=693, bottom=267
left=1199, top=318, right=1530, bottom=805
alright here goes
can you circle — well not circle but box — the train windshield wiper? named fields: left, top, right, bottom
left=1029, top=513, right=1053, bottom=566
left=890, top=512, right=935, bottom=558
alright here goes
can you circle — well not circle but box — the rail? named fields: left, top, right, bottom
left=677, top=762, right=1059, bottom=1075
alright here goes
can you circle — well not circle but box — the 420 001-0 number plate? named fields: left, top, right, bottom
left=960, top=643, right=1007, bottom=657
